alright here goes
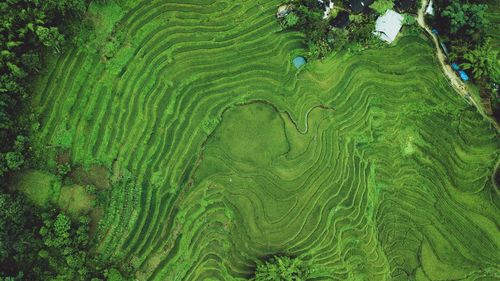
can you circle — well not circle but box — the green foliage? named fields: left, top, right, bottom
left=285, top=12, right=300, bottom=28
left=0, top=187, right=130, bottom=280
left=105, top=268, right=126, bottom=281
left=328, top=28, right=349, bottom=51
left=201, top=117, right=221, bottom=135
left=6, top=0, right=498, bottom=280
left=4, top=151, right=24, bottom=170
left=278, top=0, right=385, bottom=59
left=40, top=213, right=72, bottom=248
left=36, top=27, right=65, bottom=53
left=52, top=126, right=73, bottom=149
left=253, top=256, right=309, bottom=281
left=442, top=2, right=488, bottom=36
left=402, top=14, right=416, bottom=25
left=307, top=38, right=331, bottom=59
left=349, top=14, right=364, bottom=24
left=461, top=39, right=499, bottom=81
left=370, top=0, right=394, bottom=15
left=0, top=192, right=43, bottom=279
left=348, top=14, right=376, bottom=45
left=0, top=0, right=87, bottom=182
left=57, top=162, right=72, bottom=177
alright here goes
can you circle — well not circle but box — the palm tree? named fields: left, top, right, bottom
left=461, top=40, right=499, bottom=82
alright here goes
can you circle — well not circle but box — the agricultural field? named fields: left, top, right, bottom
left=25, top=0, right=499, bottom=280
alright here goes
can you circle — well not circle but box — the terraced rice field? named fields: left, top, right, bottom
left=31, top=0, right=499, bottom=280
left=486, top=0, right=500, bottom=46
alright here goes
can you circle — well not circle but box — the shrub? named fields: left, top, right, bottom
left=370, top=0, right=394, bottom=15
left=253, top=256, right=309, bottom=281
left=285, top=13, right=300, bottom=28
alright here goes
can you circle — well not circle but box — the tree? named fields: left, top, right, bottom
left=348, top=15, right=376, bottom=44
left=307, top=38, right=331, bottom=59
left=285, top=12, right=300, bottom=28
left=328, top=28, right=349, bottom=51
left=0, top=0, right=84, bottom=181
left=253, top=256, right=309, bottom=281
left=0, top=192, right=43, bottom=279
left=4, top=151, right=24, bottom=170
left=35, top=26, right=65, bottom=53
left=461, top=40, right=499, bottom=82
left=42, top=0, right=87, bottom=17
left=370, top=0, right=393, bottom=15
left=105, top=268, right=126, bottom=281
left=442, top=2, right=488, bottom=37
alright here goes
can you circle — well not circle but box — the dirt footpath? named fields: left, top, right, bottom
left=416, top=0, right=499, bottom=130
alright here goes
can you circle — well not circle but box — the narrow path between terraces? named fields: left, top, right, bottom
left=416, top=0, right=499, bottom=130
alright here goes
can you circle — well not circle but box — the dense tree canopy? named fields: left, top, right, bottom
left=0, top=0, right=87, bottom=179
left=284, top=12, right=300, bottom=28
left=1, top=1, right=131, bottom=280
left=279, top=0, right=376, bottom=59
left=0, top=189, right=129, bottom=280
left=0, top=192, right=42, bottom=279
left=253, top=256, right=310, bottom=281
left=441, top=2, right=488, bottom=36
left=461, top=39, right=499, bottom=81
left=431, top=0, right=498, bottom=120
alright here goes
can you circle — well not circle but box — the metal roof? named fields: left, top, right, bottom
left=373, top=10, right=404, bottom=43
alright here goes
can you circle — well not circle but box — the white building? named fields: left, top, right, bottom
left=277, top=4, right=292, bottom=18
left=426, top=0, right=435, bottom=15
left=373, top=10, right=404, bottom=43
left=318, top=0, right=334, bottom=19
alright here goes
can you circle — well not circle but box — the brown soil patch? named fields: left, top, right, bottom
left=89, top=207, right=104, bottom=237
left=56, top=150, right=71, bottom=164
left=69, top=165, right=111, bottom=190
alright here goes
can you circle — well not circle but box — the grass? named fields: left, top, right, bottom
left=12, top=169, right=95, bottom=218
left=27, top=0, right=500, bottom=280
left=12, top=170, right=61, bottom=207
left=58, top=185, right=95, bottom=217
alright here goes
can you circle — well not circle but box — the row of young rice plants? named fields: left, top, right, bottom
left=30, top=0, right=499, bottom=280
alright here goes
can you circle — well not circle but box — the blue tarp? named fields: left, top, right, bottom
left=459, top=70, right=469, bottom=81
left=293, top=56, right=306, bottom=69
left=451, top=63, right=460, bottom=71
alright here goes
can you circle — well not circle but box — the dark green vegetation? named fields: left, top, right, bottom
left=0, top=0, right=90, bottom=177
left=26, top=0, right=500, bottom=279
left=0, top=192, right=125, bottom=280
left=0, top=0, right=128, bottom=280
left=430, top=0, right=499, bottom=119
left=278, top=0, right=378, bottom=58
left=2, top=0, right=500, bottom=280
left=278, top=0, right=418, bottom=59
left=253, top=256, right=309, bottom=281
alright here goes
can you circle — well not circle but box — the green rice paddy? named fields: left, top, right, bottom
left=30, top=0, right=499, bottom=280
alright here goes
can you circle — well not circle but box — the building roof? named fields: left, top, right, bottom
left=373, top=10, right=403, bottom=43
left=395, top=0, right=415, bottom=11
left=425, top=0, right=434, bottom=15
left=293, top=56, right=306, bottom=69
left=277, top=4, right=292, bottom=18
left=349, top=0, right=374, bottom=14
left=330, top=11, right=350, bottom=28
left=320, top=0, right=334, bottom=19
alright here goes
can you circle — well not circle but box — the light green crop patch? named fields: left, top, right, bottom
left=58, top=185, right=95, bottom=217
left=27, top=0, right=499, bottom=279
left=13, top=170, right=61, bottom=207
left=87, top=0, right=124, bottom=44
